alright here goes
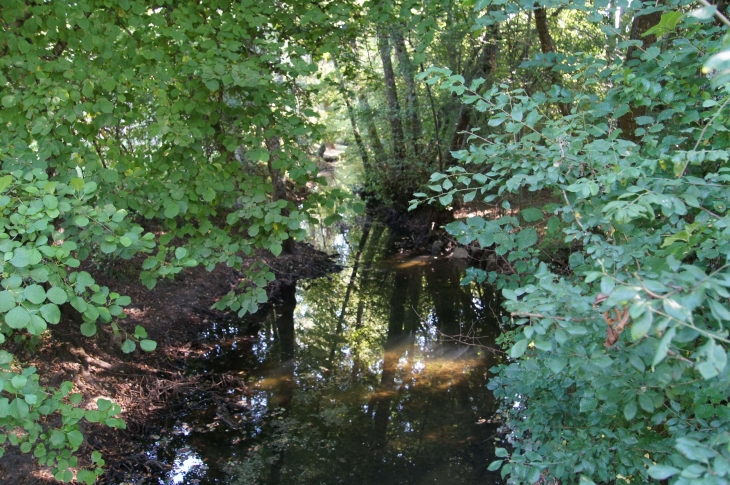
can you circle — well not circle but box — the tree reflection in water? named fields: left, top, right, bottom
left=227, top=222, right=505, bottom=485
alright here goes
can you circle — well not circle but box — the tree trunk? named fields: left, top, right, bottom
left=334, top=60, right=372, bottom=178
left=359, top=93, right=388, bottom=166
left=450, top=105, right=471, bottom=154
left=534, top=6, right=571, bottom=117
left=618, top=5, right=663, bottom=142
left=449, top=25, right=499, bottom=162
left=265, top=135, right=295, bottom=254
left=420, top=63, right=444, bottom=171
left=392, top=28, right=422, bottom=156
left=377, top=27, right=407, bottom=162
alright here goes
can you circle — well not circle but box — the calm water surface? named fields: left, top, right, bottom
left=147, top=222, right=505, bottom=485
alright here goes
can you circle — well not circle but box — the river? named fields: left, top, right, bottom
left=144, top=220, right=506, bottom=485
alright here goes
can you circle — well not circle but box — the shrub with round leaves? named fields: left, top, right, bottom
left=414, top=0, right=730, bottom=483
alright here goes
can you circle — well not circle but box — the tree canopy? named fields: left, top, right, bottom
left=2, top=0, right=730, bottom=483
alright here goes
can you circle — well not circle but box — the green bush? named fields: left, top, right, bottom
left=415, top=0, right=730, bottom=483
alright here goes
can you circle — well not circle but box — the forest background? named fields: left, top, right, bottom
left=2, top=0, right=730, bottom=483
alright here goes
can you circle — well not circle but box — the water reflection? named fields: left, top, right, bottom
left=156, top=222, right=505, bottom=485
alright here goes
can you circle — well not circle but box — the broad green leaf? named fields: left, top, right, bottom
left=27, top=315, right=47, bottom=335
left=520, top=208, right=543, bottom=222
left=10, top=248, right=31, bottom=268
left=80, top=322, right=97, bottom=337
left=624, top=400, right=637, bottom=420
left=516, top=228, right=538, bottom=249
left=510, top=339, right=529, bottom=358
left=40, top=304, right=61, bottom=324
left=6, top=306, right=31, bottom=329
left=140, top=340, right=157, bottom=352
left=121, top=340, right=136, bottom=353
left=23, top=285, right=46, bottom=305
left=46, top=287, right=68, bottom=305
left=0, top=291, right=16, bottom=312
left=647, top=465, right=681, bottom=480
left=66, top=430, right=84, bottom=448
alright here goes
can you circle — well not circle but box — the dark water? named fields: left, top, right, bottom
left=146, top=222, right=505, bottom=485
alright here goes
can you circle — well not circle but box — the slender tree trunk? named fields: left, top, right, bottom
left=377, top=27, right=407, bottom=162
left=450, top=105, right=471, bottom=154
left=534, top=6, right=571, bottom=117
left=334, top=60, right=372, bottom=178
left=392, top=28, right=422, bottom=156
left=420, top=63, right=444, bottom=171
left=618, top=5, right=663, bottom=142
left=265, top=135, right=295, bottom=254
left=359, top=93, right=388, bottom=166
left=449, top=25, right=499, bottom=162
left=328, top=223, right=371, bottom=363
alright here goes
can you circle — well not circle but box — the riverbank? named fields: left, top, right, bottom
left=0, top=243, right=340, bottom=485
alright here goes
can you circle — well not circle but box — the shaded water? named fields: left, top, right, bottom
left=148, top=222, right=505, bottom=485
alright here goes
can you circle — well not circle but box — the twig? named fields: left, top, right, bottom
left=562, top=190, right=586, bottom=232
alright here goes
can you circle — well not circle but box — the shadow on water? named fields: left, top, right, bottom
left=147, top=221, right=506, bottom=485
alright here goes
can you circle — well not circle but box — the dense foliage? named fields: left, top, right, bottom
left=416, top=0, right=730, bottom=483
left=0, top=0, right=359, bottom=480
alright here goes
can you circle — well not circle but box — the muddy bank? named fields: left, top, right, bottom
left=0, top=243, right=340, bottom=485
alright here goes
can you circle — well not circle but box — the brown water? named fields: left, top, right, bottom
left=146, top=222, right=506, bottom=485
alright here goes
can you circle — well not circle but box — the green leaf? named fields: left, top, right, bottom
left=10, top=248, right=31, bottom=268
left=495, top=447, right=509, bottom=458
left=76, top=470, right=97, bottom=485
left=547, top=357, right=567, bottom=374
left=40, top=304, right=61, bottom=324
left=121, top=340, right=136, bottom=353
left=2, top=95, right=17, bottom=108
left=510, top=339, right=529, bottom=358
left=647, top=465, right=681, bottom=480
left=520, top=208, right=543, bottom=222
left=27, top=314, right=47, bottom=335
left=11, top=375, right=27, bottom=390
left=0, top=291, right=17, bottom=312
left=175, top=247, right=187, bottom=259
left=202, top=187, right=216, bottom=202
left=80, top=322, right=97, bottom=337
left=140, top=340, right=157, bottom=352
left=0, top=350, right=13, bottom=365
left=66, top=430, right=84, bottom=448
left=70, top=178, right=85, bottom=192
left=516, top=228, right=538, bottom=249
left=164, top=202, right=180, bottom=218
left=630, top=307, right=653, bottom=340
left=74, top=216, right=90, bottom=227
left=624, top=400, right=637, bottom=420
left=6, top=306, right=31, bottom=329
left=487, top=460, right=503, bottom=471
left=439, top=193, right=453, bottom=206
left=652, top=326, right=676, bottom=367
left=46, top=287, right=68, bottom=305
left=639, top=392, right=655, bottom=412
left=99, top=97, right=114, bottom=113
left=270, top=242, right=283, bottom=256
left=8, top=398, right=29, bottom=420
left=23, top=284, right=46, bottom=304
left=134, top=325, right=148, bottom=339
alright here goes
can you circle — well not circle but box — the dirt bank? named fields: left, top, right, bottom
left=0, top=243, right=340, bottom=485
